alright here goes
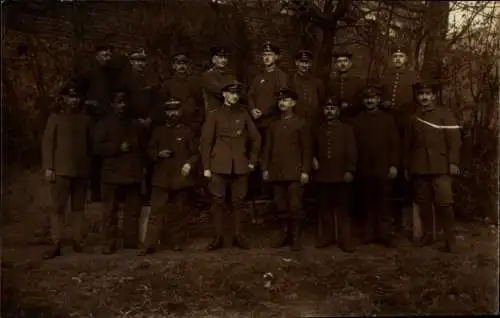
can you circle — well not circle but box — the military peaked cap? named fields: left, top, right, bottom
left=296, top=50, right=313, bottom=61
left=277, top=87, right=298, bottom=100
left=263, top=41, right=280, bottom=54
left=129, top=48, right=146, bottom=60
left=211, top=46, right=229, bottom=57
left=324, top=96, right=340, bottom=107
left=164, top=97, right=182, bottom=110
left=333, top=51, right=352, bottom=59
left=221, top=80, right=243, bottom=93
left=412, top=80, right=440, bottom=93
left=391, top=42, right=410, bottom=55
left=172, top=52, right=189, bottom=62
left=60, top=82, right=82, bottom=97
left=361, top=84, right=383, bottom=97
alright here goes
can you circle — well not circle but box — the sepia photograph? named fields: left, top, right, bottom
left=1, top=0, right=499, bottom=316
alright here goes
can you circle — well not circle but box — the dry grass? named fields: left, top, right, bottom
left=2, top=170, right=499, bottom=317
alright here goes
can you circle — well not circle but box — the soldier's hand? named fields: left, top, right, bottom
left=84, top=100, right=98, bottom=107
left=181, top=163, right=191, bottom=176
left=203, top=169, right=212, bottom=179
left=388, top=166, right=398, bottom=179
left=120, top=141, right=130, bottom=152
left=300, top=172, right=309, bottom=184
left=341, top=102, right=349, bottom=109
left=251, top=108, right=262, bottom=120
left=248, top=163, right=255, bottom=171
left=312, top=157, right=319, bottom=170
left=343, top=172, right=354, bottom=183
left=44, top=169, right=55, bottom=183
left=449, top=164, right=460, bottom=176
left=158, top=149, right=172, bottom=158
left=262, top=170, right=269, bottom=181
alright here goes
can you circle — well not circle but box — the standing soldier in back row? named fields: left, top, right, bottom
left=381, top=44, right=420, bottom=233
left=162, top=52, right=204, bottom=134
left=290, top=50, right=325, bottom=128
left=327, top=51, right=365, bottom=124
left=248, top=41, right=289, bottom=132
left=201, top=46, right=237, bottom=114
left=404, top=81, right=461, bottom=253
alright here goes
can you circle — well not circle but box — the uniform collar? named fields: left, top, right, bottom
left=418, top=105, right=436, bottom=113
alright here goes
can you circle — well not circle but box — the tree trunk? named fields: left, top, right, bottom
left=421, top=1, right=450, bottom=83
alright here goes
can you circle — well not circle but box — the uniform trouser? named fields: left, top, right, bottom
left=143, top=164, right=154, bottom=203
left=358, top=177, right=393, bottom=241
left=50, top=176, right=87, bottom=244
left=102, top=182, right=142, bottom=247
left=144, top=186, right=190, bottom=248
left=90, top=156, right=102, bottom=200
left=317, top=182, right=351, bottom=245
left=208, top=173, right=248, bottom=238
left=413, top=175, right=455, bottom=239
left=273, top=181, right=304, bottom=220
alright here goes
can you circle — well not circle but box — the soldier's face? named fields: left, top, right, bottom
left=63, top=94, right=80, bottom=109
left=335, top=57, right=352, bottom=72
left=392, top=52, right=407, bottom=68
left=278, top=98, right=296, bottom=111
left=173, top=61, right=188, bottom=74
left=262, top=52, right=278, bottom=66
left=212, top=55, right=228, bottom=68
left=363, top=95, right=381, bottom=110
left=96, top=49, right=112, bottom=65
left=130, top=59, right=146, bottom=72
left=165, top=109, right=181, bottom=120
left=323, top=105, right=340, bottom=120
left=296, top=60, right=311, bottom=73
left=223, top=91, right=240, bottom=105
left=112, top=95, right=127, bottom=114
left=416, top=89, right=435, bottom=107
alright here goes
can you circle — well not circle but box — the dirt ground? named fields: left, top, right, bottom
left=2, top=169, right=499, bottom=317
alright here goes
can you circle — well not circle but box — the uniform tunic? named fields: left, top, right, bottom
left=291, top=72, right=325, bottom=127
left=162, top=74, right=203, bottom=129
left=201, top=67, right=237, bottom=114
left=248, top=67, right=289, bottom=129
left=327, top=72, right=365, bottom=122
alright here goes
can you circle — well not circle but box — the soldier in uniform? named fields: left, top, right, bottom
left=291, top=50, right=325, bottom=128
left=200, top=81, right=261, bottom=250
left=41, top=83, right=92, bottom=259
left=351, top=85, right=400, bottom=247
left=382, top=45, right=421, bottom=232
left=162, top=52, right=204, bottom=134
left=201, top=46, right=237, bottom=114
left=125, top=48, right=161, bottom=206
left=312, top=97, right=356, bottom=253
left=248, top=41, right=289, bottom=131
left=139, top=97, right=198, bottom=255
left=79, top=43, right=122, bottom=202
left=262, top=88, right=312, bottom=251
left=94, top=90, right=146, bottom=254
left=404, top=81, right=461, bottom=253
left=327, top=51, right=365, bottom=124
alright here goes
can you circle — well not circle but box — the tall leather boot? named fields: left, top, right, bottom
left=272, top=219, right=291, bottom=248
left=436, top=205, right=457, bottom=253
left=207, top=197, right=225, bottom=251
left=415, top=203, right=435, bottom=247
left=291, top=220, right=303, bottom=251
left=232, top=201, right=249, bottom=249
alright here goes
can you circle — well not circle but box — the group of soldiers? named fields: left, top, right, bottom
left=40, top=40, right=462, bottom=259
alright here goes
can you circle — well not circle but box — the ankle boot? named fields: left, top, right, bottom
left=437, top=205, right=457, bottom=253
left=207, top=236, right=224, bottom=251
left=43, top=243, right=61, bottom=260
left=272, top=220, right=291, bottom=248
